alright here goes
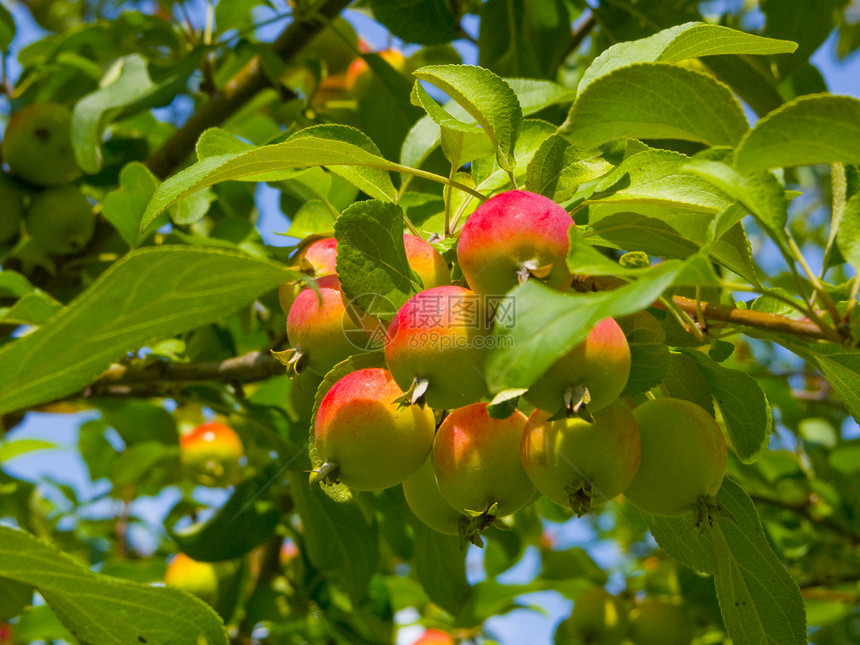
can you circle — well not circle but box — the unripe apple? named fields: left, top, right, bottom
left=402, top=456, right=467, bottom=536
left=555, top=587, right=628, bottom=645
left=2, top=103, right=82, bottom=187
left=521, top=400, right=641, bottom=516
left=432, top=403, right=534, bottom=517
left=284, top=274, right=383, bottom=376
left=457, top=190, right=573, bottom=296
left=163, top=552, right=220, bottom=606
left=180, top=421, right=244, bottom=487
left=629, top=598, right=692, bottom=645
left=524, top=317, right=631, bottom=415
left=404, top=234, right=450, bottom=289
left=412, top=628, right=455, bottom=645
left=623, top=398, right=727, bottom=517
left=0, top=173, right=25, bottom=245
left=25, top=186, right=95, bottom=255
left=314, top=367, right=436, bottom=491
left=385, top=285, right=490, bottom=410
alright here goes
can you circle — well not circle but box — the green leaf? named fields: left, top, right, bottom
left=0, top=525, right=227, bottom=644
left=681, top=350, right=771, bottom=464
left=0, top=246, right=294, bottom=416
left=0, top=2, right=15, bottom=53
left=111, top=441, right=175, bottom=488
left=411, top=522, right=471, bottom=616
left=0, top=439, right=56, bottom=465
left=785, top=342, right=860, bottom=425
left=836, top=192, right=860, bottom=271
left=578, top=22, right=796, bottom=95
left=369, top=0, right=457, bottom=45
left=290, top=482, right=380, bottom=603
left=102, top=162, right=160, bottom=246
left=0, top=292, right=63, bottom=327
left=0, top=578, right=32, bottom=621
left=141, top=126, right=401, bottom=231
left=642, top=509, right=714, bottom=575
left=172, top=466, right=282, bottom=562
left=734, top=95, right=860, bottom=172
left=196, top=127, right=255, bottom=158
left=684, top=158, right=788, bottom=237
left=525, top=135, right=615, bottom=202
left=412, top=65, right=523, bottom=172
left=72, top=53, right=200, bottom=173
left=334, top=200, right=414, bottom=320
left=712, top=479, right=807, bottom=645
left=562, top=64, right=748, bottom=150
left=617, top=311, right=670, bottom=397
left=486, top=261, right=682, bottom=392
left=663, top=352, right=716, bottom=416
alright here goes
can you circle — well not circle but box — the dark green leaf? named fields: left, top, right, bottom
left=681, top=350, right=771, bottom=464
left=411, top=522, right=471, bottom=615
left=172, top=466, right=282, bottom=561
left=712, top=479, right=807, bottom=645
left=290, top=482, right=380, bottom=603
left=370, top=0, right=457, bottom=44
left=335, top=200, right=415, bottom=320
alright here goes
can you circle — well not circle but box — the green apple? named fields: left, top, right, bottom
left=2, top=103, right=82, bottom=187
left=25, top=186, right=95, bottom=254
left=0, top=173, right=25, bottom=245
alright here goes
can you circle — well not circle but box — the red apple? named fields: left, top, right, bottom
left=456, top=190, right=573, bottom=295
left=179, top=421, right=244, bottom=487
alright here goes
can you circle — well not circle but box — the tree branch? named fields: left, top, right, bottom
left=748, top=492, right=860, bottom=546
left=146, top=0, right=353, bottom=179
left=572, top=275, right=845, bottom=343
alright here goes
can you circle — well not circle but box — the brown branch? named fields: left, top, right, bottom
left=572, top=275, right=845, bottom=343
left=146, top=0, right=353, bottom=179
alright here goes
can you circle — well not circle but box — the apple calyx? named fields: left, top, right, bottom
left=393, top=376, right=430, bottom=409
left=564, top=383, right=591, bottom=416
left=310, top=460, right=341, bottom=486
left=566, top=482, right=596, bottom=518
left=271, top=348, right=308, bottom=376
left=694, top=495, right=735, bottom=532
left=516, top=259, right=555, bottom=285
left=458, top=501, right=501, bottom=548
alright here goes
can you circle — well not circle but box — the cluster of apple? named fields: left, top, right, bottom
left=279, top=189, right=728, bottom=544
left=557, top=587, right=693, bottom=645
left=0, top=103, right=95, bottom=254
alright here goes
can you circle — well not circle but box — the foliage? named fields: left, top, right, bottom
left=1, top=1, right=860, bottom=644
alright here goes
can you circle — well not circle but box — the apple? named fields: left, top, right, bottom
left=524, top=317, right=631, bottom=416
left=279, top=237, right=338, bottom=317
left=0, top=173, right=25, bottom=245
left=385, top=285, right=490, bottom=410
left=432, top=403, right=534, bottom=518
left=456, top=190, right=573, bottom=296
left=2, top=103, right=82, bottom=187
left=555, top=587, right=628, bottom=645
left=402, top=456, right=467, bottom=536
left=313, top=367, right=436, bottom=491
left=411, top=628, right=455, bottom=645
left=521, top=399, right=641, bottom=516
left=179, top=421, right=244, bottom=487
left=163, top=552, right=220, bottom=606
left=283, top=274, right=383, bottom=376
left=623, top=398, right=727, bottom=518
left=629, top=598, right=692, bottom=645
left=25, top=186, right=95, bottom=255
left=404, top=234, right=451, bottom=289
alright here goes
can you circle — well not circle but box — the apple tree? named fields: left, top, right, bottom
left=1, top=1, right=860, bottom=643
